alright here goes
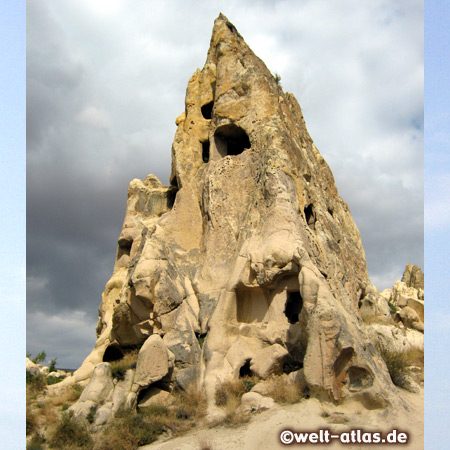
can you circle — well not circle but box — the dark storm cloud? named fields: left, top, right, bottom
left=27, top=1, right=423, bottom=368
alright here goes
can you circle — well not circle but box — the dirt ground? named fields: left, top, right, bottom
left=139, top=388, right=423, bottom=450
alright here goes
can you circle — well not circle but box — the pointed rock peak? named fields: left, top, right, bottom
left=71, top=15, right=408, bottom=424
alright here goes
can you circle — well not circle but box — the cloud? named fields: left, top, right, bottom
left=26, top=310, right=98, bottom=369
left=76, top=106, right=110, bottom=129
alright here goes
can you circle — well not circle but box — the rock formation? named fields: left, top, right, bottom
left=67, top=14, right=414, bottom=420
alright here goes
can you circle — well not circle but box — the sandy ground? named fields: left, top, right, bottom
left=139, top=388, right=423, bottom=450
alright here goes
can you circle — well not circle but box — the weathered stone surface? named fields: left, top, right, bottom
left=138, top=386, right=174, bottom=408
left=73, top=14, right=415, bottom=417
left=250, top=344, right=289, bottom=379
left=70, top=363, right=114, bottom=419
left=26, top=358, right=43, bottom=377
left=402, top=263, right=424, bottom=290
left=240, top=392, right=275, bottom=413
left=134, top=334, right=171, bottom=388
left=397, top=307, right=424, bottom=332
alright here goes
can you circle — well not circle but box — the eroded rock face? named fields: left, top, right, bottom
left=74, top=14, right=402, bottom=411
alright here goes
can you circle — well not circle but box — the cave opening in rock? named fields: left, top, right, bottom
left=117, top=238, right=132, bottom=258
left=103, top=344, right=124, bottom=362
left=202, top=140, right=210, bottom=163
left=284, top=291, right=303, bottom=324
left=239, top=360, right=253, bottom=378
left=304, top=204, right=316, bottom=229
left=214, top=123, right=251, bottom=157
left=201, top=101, right=214, bottom=120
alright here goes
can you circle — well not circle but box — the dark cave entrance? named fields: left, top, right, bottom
left=214, top=123, right=251, bottom=157
left=304, top=204, right=316, bottom=230
left=284, top=291, right=303, bottom=325
left=202, top=140, right=210, bottom=163
left=103, top=344, right=124, bottom=362
left=201, top=101, right=214, bottom=120
left=239, top=360, right=253, bottom=378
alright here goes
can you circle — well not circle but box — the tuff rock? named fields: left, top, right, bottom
left=70, top=14, right=417, bottom=416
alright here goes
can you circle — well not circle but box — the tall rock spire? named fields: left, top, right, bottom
left=73, top=14, right=399, bottom=412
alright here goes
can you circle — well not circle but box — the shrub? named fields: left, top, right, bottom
left=26, top=371, right=46, bottom=396
left=379, top=347, right=412, bottom=389
left=264, top=375, right=303, bottom=404
left=86, top=405, right=97, bottom=424
left=96, top=408, right=165, bottom=450
left=27, top=433, right=46, bottom=450
left=26, top=408, right=37, bottom=435
left=274, top=73, right=282, bottom=86
left=47, top=375, right=63, bottom=385
left=110, top=349, right=139, bottom=381
left=215, top=379, right=246, bottom=407
left=388, top=301, right=398, bottom=313
left=70, top=383, right=84, bottom=401
left=32, top=351, right=47, bottom=365
left=48, top=358, right=57, bottom=373
left=48, top=412, right=93, bottom=449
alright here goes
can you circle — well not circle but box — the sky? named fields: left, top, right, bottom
left=2, top=0, right=448, bottom=448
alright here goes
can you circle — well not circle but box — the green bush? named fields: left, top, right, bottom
left=32, top=351, right=47, bottom=365
left=48, top=358, right=57, bottom=373
left=86, top=405, right=97, bottom=424
left=47, top=375, right=63, bottom=385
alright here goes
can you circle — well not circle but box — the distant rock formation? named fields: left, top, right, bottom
left=66, top=14, right=417, bottom=421
left=402, top=263, right=424, bottom=290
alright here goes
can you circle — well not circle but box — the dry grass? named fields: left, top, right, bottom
left=110, top=349, right=139, bottom=380
left=264, top=374, right=303, bottom=404
left=379, top=347, right=424, bottom=390
left=94, top=383, right=208, bottom=450
left=47, top=412, right=93, bottom=449
left=214, top=376, right=258, bottom=426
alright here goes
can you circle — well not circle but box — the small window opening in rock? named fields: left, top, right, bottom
left=195, top=332, right=207, bottom=348
left=284, top=291, right=303, bottom=324
left=227, top=23, right=236, bottom=33
left=303, top=174, right=311, bottom=183
left=239, top=360, right=253, bottom=378
left=167, top=185, right=178, bottom=208
left=201, top=101, right=214, bottom=120
left=118, top=238, right=132, bottom=258
left=328, top=207, right=334, bottom=217
left=214, top=123, right=251, bottom=157
left=103, top=345, right=124, bottom=362
left=304, top=204, right=316, bottom=230
left=202, top=140, right=210, bottom=163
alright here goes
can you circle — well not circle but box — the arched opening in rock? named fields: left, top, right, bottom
left=304, top=204, right=316, bottom=230
left=239, top=360, right=253, bottom=378
left=167, top=178, right=179, bottom=209
left=202, top=140, right=210, bottom=163
left=201, top=101, right=214, bottom=120
left=347, top=366, right=374, bottom=390
left=284, top=291, right=303, bottom=324
left=117, top=237, right=132, bottom=258
left=214, top=123, right=250, bottom=157
left=103, top=344, right=124, bottom=362
left=236, top=287, right=270, bottom=323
